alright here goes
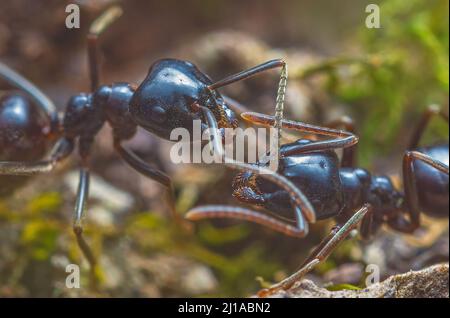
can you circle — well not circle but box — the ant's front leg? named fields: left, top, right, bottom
left=324, top=116, right=358, bottom=168
left=71, top=137, right=100, bottom=290
left=113, top=138, right=192, bottom=231
left=72, top=165, right=98, bottom=288
left=257, top=204, right=372, bottom=297
left=388, top=151, right=449, bottom=233
left=242, top=112, right=358, bottom=155
left=187, top=205, right=308, bottom=238
left=408, top=104, right=449, bottom=150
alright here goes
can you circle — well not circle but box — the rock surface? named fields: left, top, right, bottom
left=261, top=263, right=449, bottom=298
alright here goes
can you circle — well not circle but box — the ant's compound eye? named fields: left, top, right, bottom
left=151, top=106, right=167, bottom=124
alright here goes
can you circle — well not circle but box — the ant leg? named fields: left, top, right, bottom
left=113, top=139, right=192, bottom=231
left=86, top=5, right=122, bottom=91
left=200, top=105, right=316, bottom=223
left=242, top=112, right=358, bottom=155
left=296, top=223, right=350, bottom=270
left=0, top=138, right=73, bottom=175
left=325, top=116, right=357, bottom=167
left=388, top=151, right=449, bottom=233
left=359, top=208, right=375, bottom=240
left=186, top=205, right=308, bottom=238
left=408, top=104, right=449, bottom=150
left=71, top=137, right=100, bottom=289
left=72, top=165, right=98, bottom=289
left=0, top=62, right=59, bottom=129
left=257, top=204, right=372, bottom=297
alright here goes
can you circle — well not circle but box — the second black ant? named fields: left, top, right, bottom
left=187, top=99, right=449, bottom=296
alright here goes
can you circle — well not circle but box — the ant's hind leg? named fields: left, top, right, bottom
left=257, top=204, right=372, bottom=297
left=71, top=137, right=101, bottom=289
left=113, top=139, right=193, bottom=232
left=408, top=104, right=449, bottom=150
left=389, top=151, right=449, bottom=233
left=72, top=165, right=99, bottom=289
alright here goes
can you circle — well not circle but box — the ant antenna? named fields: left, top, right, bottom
left=87, top=5, right=123, bottom=91
left=271, top=63, right=287, bottom=164
left=207, top=59, right=288, bottom=167
left=207, top=59, right=285, bottom=90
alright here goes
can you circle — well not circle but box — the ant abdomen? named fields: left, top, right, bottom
left=0, top=92, right=56, bottom=196
left=0, top=92, right=54, bottom=161
left=414, top=144, right=449, bottom=218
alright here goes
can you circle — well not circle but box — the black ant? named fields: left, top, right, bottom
left=0, top=6, right=327, bottom=286
left=186, top=99, right=449, bottom=296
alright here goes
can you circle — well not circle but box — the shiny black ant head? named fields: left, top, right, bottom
left=0, top=92, right=54, bottom=161
left=129, top=58, right=236, bottom=140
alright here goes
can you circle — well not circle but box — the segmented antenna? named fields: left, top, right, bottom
left=273, top=63, right=288, bottom=158
left=260, top=62, right=288, bottom=168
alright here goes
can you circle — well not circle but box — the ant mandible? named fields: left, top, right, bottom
left=186, top=99, right=449, bottom=296
left=0, top=6, right=325, bottom=285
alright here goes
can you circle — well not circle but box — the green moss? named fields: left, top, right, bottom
left=326, top=283, right=362, bottom=291
left=27, top=192, right=62, bottom=216
left=297, top=0, right=448, bottom=166
left=21, top=220, right=60, bottom=260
